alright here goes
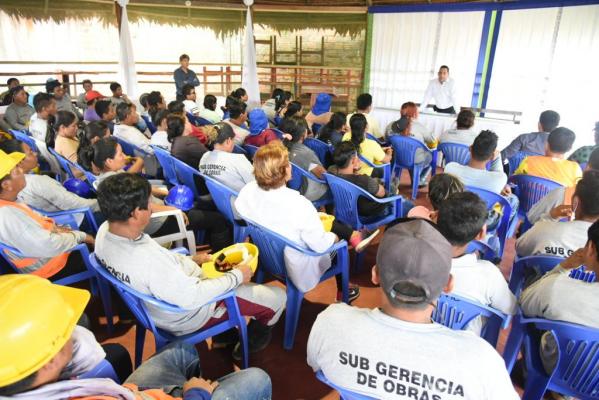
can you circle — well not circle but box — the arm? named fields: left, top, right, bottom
left=489, top=151, right=503, bottom=172
left=298, top=203, right=337, bottom=253
left=4, top=108, right=26, bottom=130
left=419, top=81, right=433, bottom=112
left=486, top=266, right=517, bottom=315
left=174, top=69, right=185, bottom=93
left=515, top=220, right=547, bottom=257
left=500, top=135, right=525, bottom=161
left=520, top=263, right=569, bottom=317
left=190, top=70, right=201, bottom=87
left=526, top=187, right=565, bottom=224
left=310, top=165, right=327, bottom=180
left=41, top=177, right=100, bottom=212
left=126, top=156, right=145, bottom=174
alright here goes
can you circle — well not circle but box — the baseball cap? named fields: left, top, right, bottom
left=0, top=149, right=25, bottom=180
left=85, top=90, right=104, bottom=103
left=376, top=219, right=452, bottom=309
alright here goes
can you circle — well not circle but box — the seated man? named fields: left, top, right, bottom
left=223, top=100, right=250, bottom=145
left=332, top=141, right=390, bottom=218
left=439, top=109, right=477, bottom=146
left=307, top=219, right=518, bottom=399
left=517, top=170, right=599, bottom=257
left=514, top=126, right=582, bottom=187
left=150, top=109, right=170, bottom=151
left=501, top=109, right=560, bottom=161
left=199, top=123, right=254, bottom=192
left=46, top=78, right=82, bottom=119
left=3, top=85, right=34, bottom=130
left=182, top=84, right=200, bottom=115
left=29, top=93, right=57, bottom=141
left=347, top=93, right=382, bottom=139
left=0, top=149, right=94, bottom=280
left=436, top=192, right=517, bottom=334
left=109, top=81, right=131, bottom=107
left=0, top=77, right=19, bottom=105
left=520, top=220, right=599, bottom=373
left=95, top=173, right=286, bottom=359
left=113, top=102, right=157, bottom=176
left=95, top=99, right=117, bottom=134
left=199, top=94, right=223, bottom=124
left=0, top=274, right=272, bottom=399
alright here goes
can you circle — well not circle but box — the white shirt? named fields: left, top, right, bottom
left=235, top=181, right=336, bottom=292
left=439, top=128, right=479, bottom=146
left=183, top=100, right=199, bottom=115
left=198, top=108, right=223, bottom=124
left=150, top=130, right=171, bottom=151
left=19, top=174, right=99, bottom=214
left=199, top=149, right=254, bottom=193
left=223, top=120, right=250, bottom=145
left=29, top=113, right=48, bottom=141
left=516, top=219, right=593, bottom=258
left=450, top=253, right=517, bottom=334
left=348, top=111, right=382, bottom=138
left=113, top=124, right=153, bottom=154
left=444, top=157, right=507, bottom=194
left=307, top=304, right=519, bottom=400
left=420, top=78, right=457, bottom=111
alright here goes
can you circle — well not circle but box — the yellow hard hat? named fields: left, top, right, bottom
left=0, top=149, right=25, bottom=180
left=202, top=243, right=259, bottom=279
left=0, top=274, right=90, bottom=387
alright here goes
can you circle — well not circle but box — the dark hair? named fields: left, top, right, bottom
left=547, top=127, right=576, bottom=154
left=46, top=110, right=77, bottom=149
left=588, top=221, right=599, bottom=262
left=230, top=88, right=247, bottom=99
left=0, top=371, right=38, bottom=396
left=9, top=85, right=25, bottom=98
left=283, top=101, right=302, bottom=119
left=82, top=79, right=92, bottom=86
left=116, top=102, right=133, bottom=122
left=213, top=123, right=236, bottom=144
left=78, top=121, right=109, bottom=164
left=152, top=109, right=169, bottom=128
left=203, top=94, right=217, bottom=111
left=437, top=192, right=488, bottom=246
left=109, top=82, right=121, bottom=92
left=428, top=173, right=465, bottom=211
left=6, top=77, right=19, bottom=86
left=456, top=109, right=475, bottom=129
left=471, top=130, right=498, bottom=162
left=0, top=138, right=23, bottom=154
left=78, top=136, right=118, bottom=171
left=333, top=141, right=358, bottom=169
left=179, top=54, right=190, bottom=62
left=575, top=170, right=599, bottom=217
left=167, top=101, right=185, bottom=114
left=356, top=93, right=373, bottom=111
left=95, top=100, right=112, bottom=119
left=349, top=113, right=367, bottom=151
left=439, top=65, right=450, bottom=72
left=280, top=116, right=308, bottom=147
left=45, top=79, right=61, bottom=94
left=271, top=88, right=290, bottom=112
left=33, top=93, right=52, bottom=112
left=539, top=110, right=560, bottom=132
left=97, top=173, right=151, bottom=222
left=589, top=148, right=599, bottom=171
left=147, top=91, right=164, bottom=121
left=139, top=93, right=149, bottom=108
left=182, top=84, right=195, bottom=97
left=318, top=111, right=346, bottom=143
left=228, top=101, right=247, bottom=120
left=166, top=115, right=185, bottom=143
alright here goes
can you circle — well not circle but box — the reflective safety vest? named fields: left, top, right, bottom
left=0, top=199, right=69, bottom=278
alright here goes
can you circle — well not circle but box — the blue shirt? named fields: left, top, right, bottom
left=173, top=67, right=200, bottom=95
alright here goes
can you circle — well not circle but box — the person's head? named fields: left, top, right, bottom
left=280, top=116, right=308, bottom=146
left=116, top=102, right=138, bottom=125
left=0, top=274, right=89, bottom=396
left=33, top=93, right=57, bottom=117
left=97, top=172, right=152, bottom=229
left=582, top=221, right=599, bottom=273
left=373, top=219, right=453, bottom=315
left=81, top=120, right=110, bottom=147
left=356, top=93, right=373, bottom=112
left=588, top=148, right=599, bottom=171
left=428, top=173, right=465, bottom=211
left=45, top=79, right=63, bottom=99
left=271, top=88, right=285, bottom=110
left=0, top=148, right=26, bottom=200
left=84, top=90, right=104, bottom=107
left=139, top=93, right=149, bottom=110
left=248, top=109, right=268, bottom=136
left=10, top=85, right=27, bottom=105
left=179, top=54, right=190, bottom=69
left=166, top=115, right=186, bottom=143
left=311, top=93, right=332, bottom=116
left=109, top=82, right=122, bottom=98
left=230, top=87, right=248, bottom=102
left=81, top=79, right=93, bottom=93
left=6, top=77, right=19, bottom=89
left=0, top=139, right=38, bottom=173
left=349, top=113, right=368, bottom=149
left=391, top=115, right=411, bottom=136
left=573, top=170, right=599, bottom=221
left=95, top=100, right=115, bottom=121
left=436, top=192, right=488, bottom=252
left=456, top=109, right=475, bottom=130
left=212, top=123, right=236, bottom=152
left=538, top=110, right=560, bottom=132
left=283, top=101, right=303, bottom=119
left=46, top=110, right=78, bottom=149
left=253, top=141, right=291, bottom=190
left=147, top=91, right=165, bottom=110
left=203, top=94, right=217, bottom=111
left=228, top=100, right=248, bottom=124
left=152, top=109, right=169, bottom=132
left=471, top=130, right=498, bottom=162
left=327, top=112, right=347, bottom=131
left=546, top=127, right=576, bottom=156
left=79, top=136, right=126, bottom=172
left=438, top=65, right=449, bottom=83
left=183, top=84, right=196, bottom=102
left=333, top=141, right=360, bottom=173
left=167, top=100, right=185, bottom=115
left=400, top=101, right=418, bottom=120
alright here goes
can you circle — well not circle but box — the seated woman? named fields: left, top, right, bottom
left=282, top=101, right=303, bottom=120
left=77, top=120, right=111, bottom=175
left=244, top=108, right=280, bottom=147
left=46, top=110, right=80, bottom=164
left=317, top=111, right=347, bottom=147
left=168, top=101, right=207, bottom=144
left=235, top=141, right=379, bottom=302
left=261, top=88, right=291, bottom=126
left=305, top=93, right=333, bottom=135
left=439, top=109, right=477, bottom=146
left=167, top=115, right=208, bottom=168
left=199, top=94, right=223, bottom=124
left=342, top=113, right=392, bottom=177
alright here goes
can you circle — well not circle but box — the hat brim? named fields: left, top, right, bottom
left=0, top=152, right=25, bottom=180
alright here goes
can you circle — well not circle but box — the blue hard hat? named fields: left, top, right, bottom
left=63, top=178, right=93, bottom=198
left=165, top=185, right=194, bottom=211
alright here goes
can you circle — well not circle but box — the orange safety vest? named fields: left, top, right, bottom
left=0, top=199, right=69, bottom=278
left=71, top=383, right=183, bottom=400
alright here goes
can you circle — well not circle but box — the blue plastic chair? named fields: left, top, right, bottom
left=358, top=154, right=391, bottom=193
left=114, top=136, right=151, bottom=159
left=151, top=145, right=178, bottom=187
left=242, top=144, right=259, bottom=159
left=32, top=206, right=99, bottom=233
left=171, top=156, right=205, bottom=199
left=88, top=252, right=248, bottom=368
left=466, top=240, right=497, bottom=263
left=9, top=130, right=38, bottom=152
left=0, top=241, right=114, bottom=333
left=141, top=115, right=157, bottom=135
left=202, top=174, right=248, bottom=243
left=509, top=175, right=563, bottom=223
left=245, top=219, right=349, bottom=350
left=508, top=255, right=564, bottom=298
left=187, top=112, right=213, bottom=127
left=79, top=359, right=120, bottom=382
left=315, top=370, right=377, bottom=400
left=389, top=135, right=434, bottom=200
left=438, top=142, right=471, bottom=166
left=508, top=151, right=541, bottom=176
left=288, top=163, right=333, bottom=209
left=47, top=147, right=79, bottom=180
left=433, top=293, right=511, bottom=347
left=270, top=128, right=285, bottom=140
left=304, top=137, right=332, bottom=167
left=503, top=314, right=599, bottom=399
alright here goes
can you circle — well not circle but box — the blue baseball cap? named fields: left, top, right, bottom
left=248, top=109, right=268, bottom=136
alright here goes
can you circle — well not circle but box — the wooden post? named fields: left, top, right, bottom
left=114, top=1, right=123, bottom=33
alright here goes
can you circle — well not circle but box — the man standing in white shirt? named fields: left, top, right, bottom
left=307, top=219, right=519, bottom=400
left=420, top=65, right=457, bottom=114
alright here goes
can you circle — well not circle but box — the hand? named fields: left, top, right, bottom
left=83, top=234, right=95, bottom=246
left=561, top=248, right=586, bottom=270
left=501, top=185, right=512, bottom=196
left=236, top=263, right=254, bottom=284
left=183, top=377, right=219, bottom=394
left=192, top=251, right=212, bottom=265
left=550, top=205, right=573, bottom=220
left=181, top=212, right=190, bottom=227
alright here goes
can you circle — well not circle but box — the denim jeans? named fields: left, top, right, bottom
left=125, top=342, right=272, bottom=399
left=504, top=192, right=520, bottom=223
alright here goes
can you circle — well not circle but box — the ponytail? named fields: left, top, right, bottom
left=78, top=136, right=118, bottom=172
left=46, top=110, right=77, bottom=149
left=349, top=113, right=367, bottom=152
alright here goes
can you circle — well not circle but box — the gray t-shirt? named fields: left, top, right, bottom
left=199, top=150, right=254, bottom=193
left=4, top=103, right=34, bottom=130
left=20, top=174, right=99, bottom=213
left=288, top=142, right=328, bottom=201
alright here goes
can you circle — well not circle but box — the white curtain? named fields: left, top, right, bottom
left=116, top=0, right=138, bottom=98
left=242, top=8, right=261, bottom=110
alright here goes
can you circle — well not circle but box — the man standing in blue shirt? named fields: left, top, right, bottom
left=174, top=54, right=200, bottom=101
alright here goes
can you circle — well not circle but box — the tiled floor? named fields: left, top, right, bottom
left=85, top=170, right=521, bottom=399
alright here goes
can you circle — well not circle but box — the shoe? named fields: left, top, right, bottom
left=353, top=229, right=380, bottom=253
left=232, top=320, right=273, bottom=361
left=336, top=284, right=360, bottom=303
left=211, top=328, right=239, bottom=349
